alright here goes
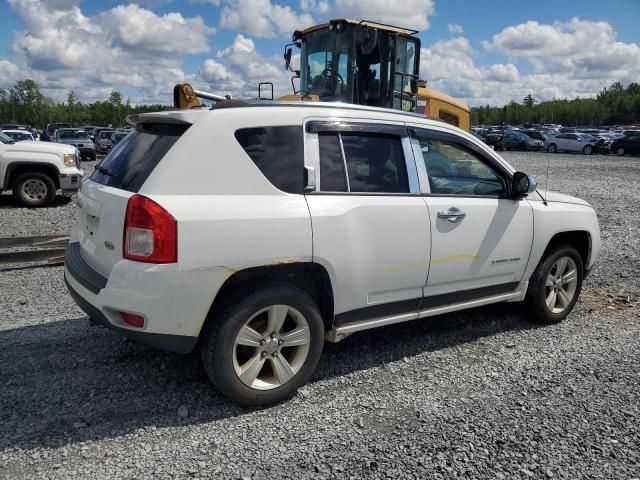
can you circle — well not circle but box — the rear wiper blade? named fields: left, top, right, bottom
left=96, top=165, right=117, bottom=177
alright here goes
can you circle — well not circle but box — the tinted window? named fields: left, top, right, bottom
left=341, top=133, right=409, bottom=193
left=318, top=132, right=347, bottom=192
left=438, top=110, right=459, bottom=127
left=415, top=129, right=504, bottom=196
left=90, top=122, right=189, bottom=192
left=235, top=126, right=304, bottom=194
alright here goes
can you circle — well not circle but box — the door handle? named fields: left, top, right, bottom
left=437, top=207, right=466, bottom=223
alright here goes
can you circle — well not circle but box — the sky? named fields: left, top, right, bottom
left=0, top=0, right=639, bottom=106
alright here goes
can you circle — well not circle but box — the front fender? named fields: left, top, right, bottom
left=524, top=200, right=600, bottom=280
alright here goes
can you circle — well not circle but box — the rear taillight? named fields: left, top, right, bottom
left=124, top=194, right=177, bottom=263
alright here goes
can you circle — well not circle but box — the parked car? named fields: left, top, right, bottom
left=82, top=126, right=101, bottom=141
left=1, top=129, right=35, bottom=142
left=110, top=130, right=130, bottom=146
left=64, top=101, right=600, bottom=406
left=0, top=131, right=83, bottom=207
left=1, top=124, right=29, bottom=131
left=94, top=129, right=115, bottom=153
left=501, top=131, right=544, bottom=151
left=610, top=134, right=640, bottom=156
left=53, top=128, right=96, bottom=161
left=545, top=133, right=599, bottom=154
left=46, top=123, right=71, bottom=140
left=484, top=131, right=503, bottom=149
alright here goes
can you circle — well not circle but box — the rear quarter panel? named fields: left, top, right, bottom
left=140, top=108, right=313, bottom=272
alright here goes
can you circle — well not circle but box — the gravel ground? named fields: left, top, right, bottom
left=1, top=152, right=639, bottom=479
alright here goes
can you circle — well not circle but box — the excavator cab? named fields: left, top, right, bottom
left=286, top=19, right=421, bottom=112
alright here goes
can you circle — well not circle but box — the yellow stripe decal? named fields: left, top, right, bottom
left=384, top=254, right=480, bottom=272
left=431, top=254, right=481, bottom=264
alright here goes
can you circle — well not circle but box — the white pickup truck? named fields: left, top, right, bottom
left=0, top=131, right=84, bottom=207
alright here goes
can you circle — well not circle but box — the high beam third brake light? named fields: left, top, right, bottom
left=124, top=194, right=177, bottom=263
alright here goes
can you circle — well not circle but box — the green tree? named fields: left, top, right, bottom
left=522, top=94, right=536, bottom=108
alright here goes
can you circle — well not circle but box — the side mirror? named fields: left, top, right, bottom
left=512, top=172, right=537, bottom=197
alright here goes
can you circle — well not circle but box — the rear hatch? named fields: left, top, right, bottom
left=75, top=120, right=190, bottom=277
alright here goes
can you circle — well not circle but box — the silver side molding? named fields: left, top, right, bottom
left=325, top=283, right=528, bottom=343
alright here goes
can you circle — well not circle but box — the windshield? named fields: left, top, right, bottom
left=99, top=131, right=114, bottom=138
left=300, top=28, right=350, bottom=101
left=59, top=130, right=90, bottom=140
left=0, top=132, right=15, bottom=144
left=5, top=131, right=32, bottom=141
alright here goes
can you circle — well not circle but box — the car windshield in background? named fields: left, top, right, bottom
left=59, top=130, right=90, bottom=140
left=3, top=131, right=31, bottom=141
left=99, top=131, right=114, bottom=139
left=0, top=132, right=15, bottom=144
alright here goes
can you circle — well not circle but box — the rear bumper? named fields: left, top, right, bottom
left=65, top=275, right=197, bottom=353
left=63, top=242, right=233, bottom=353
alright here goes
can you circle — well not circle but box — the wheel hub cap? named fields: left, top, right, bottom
left=545, top=256, right=578, bottom=314
left=232, top=304, right=311, bottom=391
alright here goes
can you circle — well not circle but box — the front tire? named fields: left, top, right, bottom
left=524, top=245, right=583, bottom=324
left=200, top=284, right=324, bottom=406
left=13, top=172, right=56, bottom=207
left=583, top=145, right=593, bottom=155
left=548, top=143, right=557, bottom=153
left=616, top=147, right=625, bottom=156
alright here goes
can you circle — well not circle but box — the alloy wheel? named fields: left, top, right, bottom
left=233, top=304, right=311, bottom=390
left=545, top=256, right=578, bottom=314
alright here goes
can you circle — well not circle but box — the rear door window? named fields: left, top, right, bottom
left=235, top=126, right=304, bottom=194
left=341, top=133, right=409, bottom=193
left=316, top=131, right=409, bottom=193
left=90, top=122, right=189, bottom=192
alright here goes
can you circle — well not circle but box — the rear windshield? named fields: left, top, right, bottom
left=90, top=122, right=189, bottom=192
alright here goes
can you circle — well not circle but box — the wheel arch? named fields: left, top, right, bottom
left=5, top=162, right=60, bottom=190
left=202, top=262, right=335, bottom=335
left=542, top=230, right=591, bottom=271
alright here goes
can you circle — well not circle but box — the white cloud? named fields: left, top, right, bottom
left=193, top=34, right=296, bottom=99
left=100, top=5, right=214, bottom=54
left=220, top=0, right=314, bottom=37
left=40, top=0, right=80, bottom=10
left=484, top=18, right=640, bottom=82
left=331, top=0, right=434, bottom=31
left=421, top=22, right=640, bottom=106
left=447, top=23, right=463, bottom=34
left=0, top=61, right=24, bottom=88
left=7, top=0, right=215, bottom=103
left=300, top=0, right=329, bottom=14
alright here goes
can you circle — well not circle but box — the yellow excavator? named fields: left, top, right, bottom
left=174, top=19, right=470, bottom=131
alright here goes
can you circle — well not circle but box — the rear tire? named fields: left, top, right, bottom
left=200, top=284, right=324, bottom=406
left=523, top=244, right=583, bottom=324
left=548, top=144, right=557, bottom=153
left=13, top=172, right=56, bottom=207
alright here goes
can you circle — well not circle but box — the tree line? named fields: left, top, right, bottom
left=0, top=79, right=165, bottom=130
left=472, top=82, right=640, bottom=127
left=2, top=79, right=639, bottom=130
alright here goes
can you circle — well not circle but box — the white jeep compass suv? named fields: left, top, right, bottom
left=64, top=101, right=600, bottom=405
